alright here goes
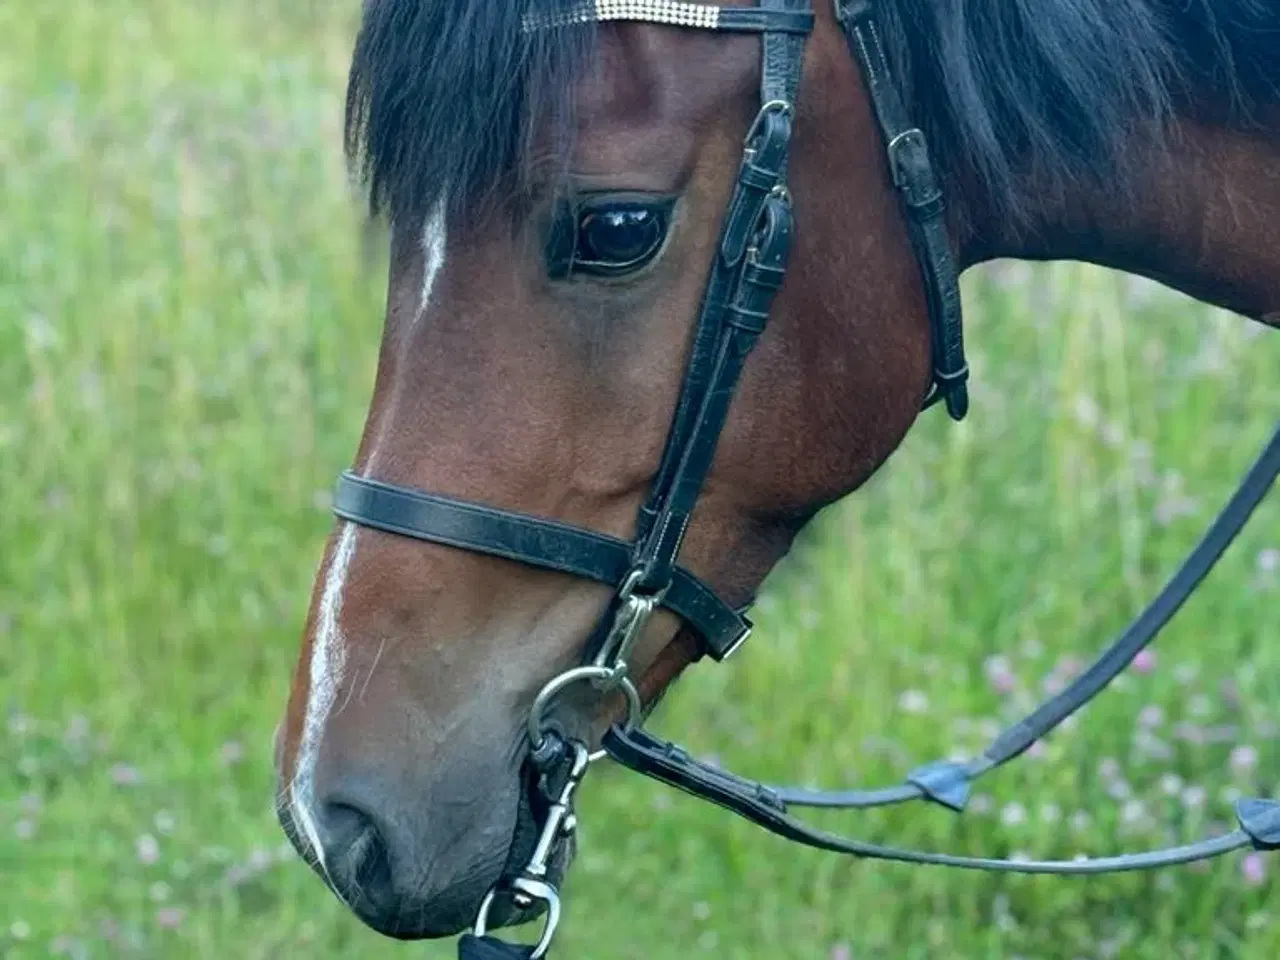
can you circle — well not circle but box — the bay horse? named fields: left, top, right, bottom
left=274, top=0, right=1280, bottom=951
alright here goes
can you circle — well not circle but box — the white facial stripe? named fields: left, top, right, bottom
left=290, top=201, right=446, bottom=864
left=419, top=199, right=447, bottom=316
left=290, top=522, right=358, bottom=868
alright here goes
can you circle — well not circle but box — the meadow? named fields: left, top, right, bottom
left=2, top=2, right=1278, bottom=957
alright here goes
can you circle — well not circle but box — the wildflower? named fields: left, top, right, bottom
left=136, top=834, right=160, bottom=865
left=65, top=715, right=90, bottom=742
left=218, top=741, right=244, bottom=766
left=1230, top=745, right=1259, bottom=777
left=109, top=764, right=142, bottom=786
left=1137, top=705, right=1164, bottom=729
left=984, top=656, right=1017, bottom=694
left=1106, top=779, right=1133, bottom=801
left=155, top=907, right=186, bottom=929
left=898, top=690, right=929, bottom=714
left=1121, top=800, right=1148, bottom=827
left=1181, top=785, right=1207, bottom=810
left=1241, top=853, right=1267, bottom=887
left=1132, top=649, right=1156, bottom=674
left=1000, top=803, right=1027, bottom=827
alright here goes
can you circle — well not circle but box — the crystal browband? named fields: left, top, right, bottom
left=524, top=0, right=721, bottom=31
left=523, top=0, right=814, bottom=34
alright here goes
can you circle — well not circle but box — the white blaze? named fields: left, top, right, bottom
left=290, top=201, right=449, bottom=861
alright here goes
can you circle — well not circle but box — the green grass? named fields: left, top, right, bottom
left=3, top=2, right=1278, bottom=958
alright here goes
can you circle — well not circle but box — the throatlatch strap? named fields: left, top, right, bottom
left=833, top=0, right=969, bottom=420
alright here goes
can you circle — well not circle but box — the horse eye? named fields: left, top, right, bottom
left=548, top=198, right=673, bottom=279
left=579, top=206, right=665, bottom=267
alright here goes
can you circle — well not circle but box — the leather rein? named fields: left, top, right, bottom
left=327, top=1, right=1280, bottom=956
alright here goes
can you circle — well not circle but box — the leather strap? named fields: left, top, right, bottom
left=333, top=473, right=751, bottom=661
left=457, top=935, right=533, bottom=960
left=769, top=418, right=1280, bottom=811
left=604, top=725, right=1280, bottom=872
left=718, top=6, right=814, bottom=33
left=761, top=0, right=810, bottom=110
left=602, top=420, right=1280, bottom=868
left=629, top=106, right=795, bottom=596
left=833, top=0, right=970, bottom=421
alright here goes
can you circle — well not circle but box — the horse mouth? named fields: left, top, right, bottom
left=273, top=767, right=578, bottom=941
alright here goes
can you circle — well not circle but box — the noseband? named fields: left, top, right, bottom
left=329, top=1, right=1280, bottom=956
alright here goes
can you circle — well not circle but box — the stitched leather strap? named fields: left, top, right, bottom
left=333, top=472, right=751, bottom=661
left=719, top=6, right=814, bottom=33
left=604, top=725, right=1280, bottom=872
left=630, top=107, right=795, bottom=595
left=605, top=420, right=1279, bottom=816
left=833, top=0, right=970, bottom=421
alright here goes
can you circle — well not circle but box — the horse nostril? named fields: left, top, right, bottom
left=320, top=801, right=393, bottom=899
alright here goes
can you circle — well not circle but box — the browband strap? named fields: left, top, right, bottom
left=524, top=0, right=814, bottom=34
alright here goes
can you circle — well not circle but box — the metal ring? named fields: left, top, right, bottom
left=527, top=666, right=642, bottom=754
left=473, top=878, right=562, bottom=960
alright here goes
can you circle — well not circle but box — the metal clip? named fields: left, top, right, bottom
left=592, top=588, right=660, bottom=682
left=472, top=743, right=591, bottom=959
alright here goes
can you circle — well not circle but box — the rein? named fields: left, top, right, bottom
left=326, top=1, right=1280, bottom=956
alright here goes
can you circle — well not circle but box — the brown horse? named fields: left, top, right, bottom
left=273, top=0, right=1280, bottom=944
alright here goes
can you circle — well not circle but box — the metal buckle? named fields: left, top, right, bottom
left=717, top=618, right=753, bottom=662
left=743, top=98, right=794, bottom=155
left=885, top=127, right=927, bottom=189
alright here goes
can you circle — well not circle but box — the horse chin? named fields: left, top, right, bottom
left=378, top=775, right=577, bottom=942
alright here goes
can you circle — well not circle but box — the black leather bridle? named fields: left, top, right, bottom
left=328, top=1, right=1280, bottom=956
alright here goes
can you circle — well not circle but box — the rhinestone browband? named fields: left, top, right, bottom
left=524, top=0, right=721, bottom=32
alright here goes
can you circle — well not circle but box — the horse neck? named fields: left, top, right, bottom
left=957, top=111, right=1280, bottom=327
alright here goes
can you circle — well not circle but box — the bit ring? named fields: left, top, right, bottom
left=527, top=666, right=642, bottom=758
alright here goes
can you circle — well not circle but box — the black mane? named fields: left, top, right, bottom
left=876, top=0, right=1280, bottom=224
left=344, top=0, right=1280, bottom=227
left=344, top=0, right=593, bottom=226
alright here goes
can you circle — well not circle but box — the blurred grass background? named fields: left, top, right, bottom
left=2, top=1, right=1278, bottom=958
